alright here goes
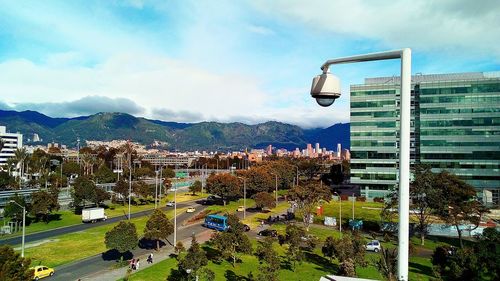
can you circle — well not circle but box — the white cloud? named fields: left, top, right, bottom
left=246, top=24, right=275, bottom=35
left=251, top=0, right=500, bottom=60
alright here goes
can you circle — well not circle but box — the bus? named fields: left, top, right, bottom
left=203, top=214, right=228, bottom=231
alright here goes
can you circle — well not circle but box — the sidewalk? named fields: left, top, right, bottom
left=81, top=230, right=214, bottom=281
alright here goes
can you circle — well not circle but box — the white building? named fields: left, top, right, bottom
left=0, top=126, right=23, bottom=167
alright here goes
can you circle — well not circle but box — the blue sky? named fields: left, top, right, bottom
left=0, top=0, right=499, bottom=128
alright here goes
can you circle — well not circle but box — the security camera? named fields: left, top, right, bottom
left=310, top=72, right=341, bottom=107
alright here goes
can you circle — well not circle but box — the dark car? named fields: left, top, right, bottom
left=243, top=224, right=250, bottom=232
left=258, top=229, right=278, bottom=237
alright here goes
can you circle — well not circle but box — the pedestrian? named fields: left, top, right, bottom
left=260, top=220, right=264, bottom=228
left=130, top=258, right=135, bottom=270
left=136, top=258, right=140, bottom=270
left=149, top=253, right=154, bottom=264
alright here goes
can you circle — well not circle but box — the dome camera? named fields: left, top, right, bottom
left=310, top=72, right=341, bottom=107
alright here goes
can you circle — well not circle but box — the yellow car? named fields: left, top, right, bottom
left=186, top=207, right=196, bottom=213
left=237, top=206, right=245, bottom=212
left=31, top=265, right=54, bottom=280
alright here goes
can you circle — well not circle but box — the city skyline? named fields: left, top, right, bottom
left=0, top=0, right=499, bottom=128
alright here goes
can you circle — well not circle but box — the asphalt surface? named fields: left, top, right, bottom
left=0, top=200, right=200, bottom=246
left=50, top=203, right=208, bottom=281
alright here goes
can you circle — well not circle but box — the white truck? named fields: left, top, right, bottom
left=82, top=208, right=107, bottom=223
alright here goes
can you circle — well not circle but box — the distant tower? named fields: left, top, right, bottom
left=307, top=143, right=313, bottom=157
left=337, top=143, right=341, bottom=158
left=315, top=143, right=320, bottom=154
left=32, top=133, right=40, bottom=142
left=266, top=144, right=272, bottom=155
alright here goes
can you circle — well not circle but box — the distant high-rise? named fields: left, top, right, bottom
left=350, top=72, right=500, bottom=203
left=306, top=143, right=313, bottom=157
left=0, top=126, right=23, bottom=166
left=266, top=144, right=273, bottom=155
left=315, top=143, right=320, bottom=154
left=337, top=143, right=341, bottom=158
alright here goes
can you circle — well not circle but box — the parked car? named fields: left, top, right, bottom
left=243, top=224, right=250, bottom=232
left=258, top=229, right=278, bottom=237
left=237, top=206, right=245, bottom=212
left=31, top=265, right=54, bottom=280
left=186, top=207, right=196, bottom=213
left=166, top=201, right=175, bottom=207
left=366, top=240, right=381, bottom=252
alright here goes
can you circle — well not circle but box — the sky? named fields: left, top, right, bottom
left=0, top=0, right=499, bottom=128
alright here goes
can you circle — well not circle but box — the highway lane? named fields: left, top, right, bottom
left=0, top=200, right=201, bottom=246
left=50, top=204, right=208, bottom=281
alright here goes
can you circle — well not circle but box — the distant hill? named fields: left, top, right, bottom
left=0, top=109, right=350, bottom=151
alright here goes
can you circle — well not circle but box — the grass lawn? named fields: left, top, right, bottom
left=126, top=233, right=437, bottom=281
left=1, top=191, right=203, bottom=239
left=205, top=198, right=256, bottom=215
left=23, top=208, right=184, bottom=268
left=241, top=201, right=290, bottom=228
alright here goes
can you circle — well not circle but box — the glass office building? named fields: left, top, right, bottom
left=350, top=72, right=500, bottom=205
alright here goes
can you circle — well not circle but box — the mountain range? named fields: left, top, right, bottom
left=0, top=109, right=349, bottom=151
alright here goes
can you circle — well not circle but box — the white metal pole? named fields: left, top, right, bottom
left=155, top=170, right=158, bottom=209
left=352, top=193, right=355, bottom=220
left=243, top=179, right=246, bottom=219
left=319, top=48, right=411, bottom=281
left=174, top=179, right=177, bottom=245
left=159, top=166, right=163, bottom=200
left=275, top=174, right=278, bottom=206
left=21, top=206, right=25, bottom=258
left=339, top=196, right=342, bottom=234
left=397, top=48, right=412, bottom=281
left=128, top=153, right=131, bottom=220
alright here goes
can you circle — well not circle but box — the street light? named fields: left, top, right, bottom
left=311, top=48, right=411, bottom=281
left=270, top=172, right=278, bottom=206
left=237, top=176, right=247, bottom=219
left=332, top=192, right=341, bottom=233
left=9, top=200, right=26, bottom=258
left=155, top=169, right=159, bottom=209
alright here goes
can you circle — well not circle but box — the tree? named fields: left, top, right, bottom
left=133, top=180, right=153, bottom=199
left=322, top=236, right=336, bottom=262
left=206, top=173, right=241, bottom=205
left=162, top=167, right=175, bottom=179
left=0, top=245, right=33, bottom=281
left=254, top=192, right=276, bottom=210
left=0, top=171, right=15, bottom=190
left=143, top=209, right=174, bottom=251
left=255, top=237, right=280, bottom=281
left=174, top=241, right=185, bottom=257
left=297, top=159, right=321, bottom=180
left=288, top=181, right=331, bottom=230
left=95, top=164, right=116, bottom=183
left=113, top=179, right=130, bottom=204
left=104, top=221, right=138, bottom=260
left=178, top=235, right=208, bottom=277
left=432, top=246, right=480, bottom=281
left=331, top=232, right=367, bottom=276
left=474, top=228, right=500, bottom=280
left=133, top=167, right=154, bottom=179
left=72, top=176, right=108, bottom=208
left=3, top=194, right=26, bottom=222
left=30, top=190, right=59, bottom=222
left=376, top=247, right=397, bottom=281
left=62, top=161, right=80, bottom=176
left=211, top=215, right=252, bottom=267
left=239, top=166, right=274, bottom=196
left=265, top=160, right=295, bottom=190
left=284, top=224, right=305, bottom=271
left=434, top=171, right=488, bottom=248
left=410, top=165, right=441, bottom=245
left=189, top=180, right=202, bottom=195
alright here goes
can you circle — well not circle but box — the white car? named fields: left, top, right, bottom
left=186, top=207, right=196, bottom=213
left=166, top=201, right=175, bottom=207
left=366, top=240, right=381, bottom=252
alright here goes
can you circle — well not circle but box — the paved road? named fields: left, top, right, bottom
left=50, top=203, right=208, bottom=281
left=0, top=200, right=201, bottom=246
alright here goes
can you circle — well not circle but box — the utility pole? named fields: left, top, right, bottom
left=352, top=193, right=355, bottom=220
left=155, top=169, right=159, bottom=209
left=128, top=147, right=132, bottom=220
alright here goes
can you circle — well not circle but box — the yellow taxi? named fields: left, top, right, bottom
left=31, top=265, right=55, bottom=280
left=237, top=206, right=245, bottom=212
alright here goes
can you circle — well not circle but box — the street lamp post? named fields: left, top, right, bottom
left=352, top=193, right=355, bottom=220
left=237, top=176, right=247, bottom=219
left=311, top=48, right=411, bottom=281
left=9, top=200, right=26, bottom=258
left=155, top=169, right=159, bottom=209
left=271, top=172, right=278, bottom=206
left=333, top=192, right=341, bottom=233
left=128, top=152, right=132, bottom=220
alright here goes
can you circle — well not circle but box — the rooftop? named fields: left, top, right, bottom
left=360, top=71, right=500, bottom=85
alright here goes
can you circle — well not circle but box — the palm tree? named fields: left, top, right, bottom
left=13, top=148, right=28, bottom=186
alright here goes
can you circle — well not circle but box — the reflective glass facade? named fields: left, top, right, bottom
left=350, top=72, right=500, bottom=204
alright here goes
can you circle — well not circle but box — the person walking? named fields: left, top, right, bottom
left=148, top=253, right=154, bottom=264
left=130, top=258, right=135, bottom=270
left=136, top=258, right=140, bottom=270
